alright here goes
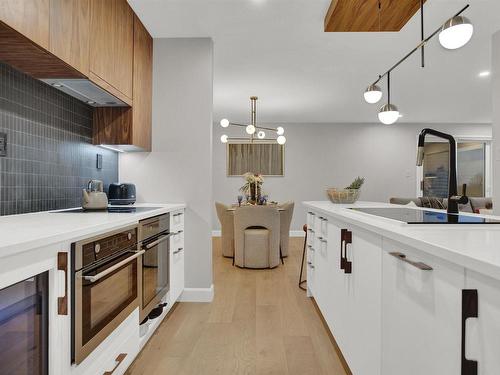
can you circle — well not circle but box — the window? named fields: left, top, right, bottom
left=419, top=139, right=491, bottom=198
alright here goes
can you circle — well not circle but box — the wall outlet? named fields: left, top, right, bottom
left=0, top=132, right=6, bottom=157
left=96, top=154, right=103, bottom=169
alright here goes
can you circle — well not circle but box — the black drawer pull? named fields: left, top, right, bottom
left=340, top=229, right=352, bottom=273
left=461, top=289, right=478, bottom=375
left=389, top=252, right=433, bottom=271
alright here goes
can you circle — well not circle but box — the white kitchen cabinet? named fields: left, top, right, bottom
left=464, top=270, right=500, bottom=375
left=170, top=210, right=185, bottom=303
left=307, top=211, right=382, bottom=375
left=381, top=238, right=465, bottom=375
left=342, top=224, right=382, bottom=375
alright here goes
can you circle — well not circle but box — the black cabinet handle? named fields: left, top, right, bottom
left=389, top=252, right=433, bottom=271
left=57, top=252, right=68, bottom=315
left=462, top=289, right=478, bottom=375
left=340, top=229, right=352, bottom=273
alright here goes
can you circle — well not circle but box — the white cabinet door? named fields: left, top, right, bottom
left=342, top=226, right=382, bottom=375
left=170, top=227, right=185, bottom=303
left=381, top=238, right=464, bottom=375
left=465, top=270, right=500, bottom=375
left=323, top=218, right=349, bottom=354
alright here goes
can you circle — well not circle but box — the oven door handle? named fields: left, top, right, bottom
left=82, top=250, right=145, bottom=283
left=143, top=233, right=172, bottom=250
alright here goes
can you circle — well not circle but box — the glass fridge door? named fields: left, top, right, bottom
left=0, top=272, right=49, bottom=375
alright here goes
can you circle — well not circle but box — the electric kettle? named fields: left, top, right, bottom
left=82, top=180, right=108, bottom=210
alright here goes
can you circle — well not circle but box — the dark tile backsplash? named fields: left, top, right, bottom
left=0, top=62, right=118, bottom=216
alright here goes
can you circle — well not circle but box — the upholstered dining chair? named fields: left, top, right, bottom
left=233, top=206, right=280, bottom=269
left=215, top=202, right=235, bottom=258
left=278, top=201, right=294, bottom=259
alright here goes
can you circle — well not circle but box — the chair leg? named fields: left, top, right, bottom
left=280, top=245, right=285, bottom=265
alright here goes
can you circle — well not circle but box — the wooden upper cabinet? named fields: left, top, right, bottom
left=89, top=0, right=133, bottom=104
left=49, top=0, right=90, bottom=76
left=132, top=15, right=153, bottom=151
left=0, top=0, right=50, bottom=48
left=93, top=14, right=153, bottom=151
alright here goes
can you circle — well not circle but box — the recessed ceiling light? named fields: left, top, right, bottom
left=479, top=71, right=490, bottom=77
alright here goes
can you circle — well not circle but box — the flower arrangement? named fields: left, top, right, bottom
left=240, top=172, right=264, bottom=203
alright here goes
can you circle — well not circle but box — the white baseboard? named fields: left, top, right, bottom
left=179, top=284, right=214, bottom=302
left=212, top=230, right=304, bottom=237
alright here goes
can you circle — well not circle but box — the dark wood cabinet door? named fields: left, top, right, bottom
left=89, top=0, right=133, bottom=102
left=132, top=15, right=152, bottom=151
left=49, top=0, right=90, bottom=75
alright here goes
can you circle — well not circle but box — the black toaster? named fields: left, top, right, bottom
left=108, top=183, right=136, bottom=205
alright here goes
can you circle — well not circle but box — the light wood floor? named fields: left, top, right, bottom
left=127, top=237, right=348, bottom=375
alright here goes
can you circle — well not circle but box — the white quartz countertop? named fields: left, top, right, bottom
left=303, top=201, right=500, bottom=281
left=0, top=203, right=186, bottom=259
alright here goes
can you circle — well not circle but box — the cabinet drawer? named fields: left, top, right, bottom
left=170, top=228, right=184, bottom=250
left=381, top=238, right=465, bottom=375
left=170, top=210, right=184, bottom=230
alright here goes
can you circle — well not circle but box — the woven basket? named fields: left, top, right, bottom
left=326, top=188, right=360, bottom=204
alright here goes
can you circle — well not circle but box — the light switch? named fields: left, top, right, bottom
left=0, top=132, right=6, bottom=157
left=96, top=154, right=103, bottom=169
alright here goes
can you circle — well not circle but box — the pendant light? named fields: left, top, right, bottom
left=219, top=97, right=286, bottom=144
left=378, top=72, right=399, bottom=125
left=439, top=15, right=473, bottom=50
left=364, top=84, right=383, bottom=104
left=364, top=4, right=472, bottom=122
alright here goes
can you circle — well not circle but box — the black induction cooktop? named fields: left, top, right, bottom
left=56, top=206, right=161, bottom=214
left=349, top=207, right=500, bottom=224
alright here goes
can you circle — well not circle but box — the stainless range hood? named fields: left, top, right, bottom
left=40, top=79, right=129, bottom=107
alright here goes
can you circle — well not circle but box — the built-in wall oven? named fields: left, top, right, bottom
left=71, top=225, right=140, bottom=364
left=138, top=214, right=170, bottom=322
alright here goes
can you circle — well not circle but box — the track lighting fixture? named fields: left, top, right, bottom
left=364, top=4, right=472, bottom=124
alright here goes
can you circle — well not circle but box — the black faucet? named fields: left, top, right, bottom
left=416, top=128, right=468, bottom=215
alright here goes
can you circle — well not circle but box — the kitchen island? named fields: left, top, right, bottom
left=304, top=201, right=500, bottom=375
left=0, top=203, right=185, bottom=375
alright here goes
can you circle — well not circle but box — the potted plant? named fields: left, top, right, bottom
left=240, top=172, right=264, bottom=204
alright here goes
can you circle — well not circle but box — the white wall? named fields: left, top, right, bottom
left=493, top=31, right=500, bottom=215
left=120, top=38, right=213, bottom=290
left=213, top=122, right=491, bottom=231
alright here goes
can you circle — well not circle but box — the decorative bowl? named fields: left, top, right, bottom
left=326, top=188, right=360, bottom=204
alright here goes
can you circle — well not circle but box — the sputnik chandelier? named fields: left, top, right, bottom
left=219, top=96, right=286, bottom=144
left=364, top=2, right=473, bottom=125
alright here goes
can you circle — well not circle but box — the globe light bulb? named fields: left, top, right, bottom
left=257, top=131, right=265, bottom=139
left=277, top=135, right=286, bottom=145
left=246, top=125, right=256, bottom=135
left=363, top=84, right=383, bottom=104
left=378, top=104, right=400, bottom=125
left=439, top=16, right=473, bottom=50
left=220, top=118, right=230, bottom=128
left=276, top=126, right=284, bottom=135
left=220, top=134, right=228, bottom=143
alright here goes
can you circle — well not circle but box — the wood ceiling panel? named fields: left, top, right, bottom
left=325, top=0, right=426, bottom=32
